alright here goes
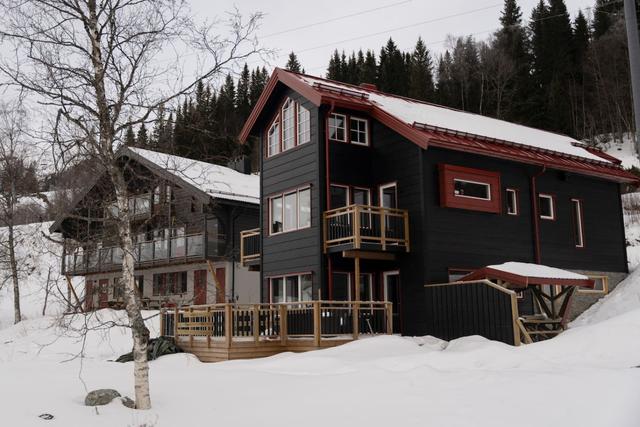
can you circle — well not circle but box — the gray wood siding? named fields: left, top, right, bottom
left=260, top=89, right=323, bottom=299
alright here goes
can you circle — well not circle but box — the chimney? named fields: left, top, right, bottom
left=359, top=82, right=377, bottom=91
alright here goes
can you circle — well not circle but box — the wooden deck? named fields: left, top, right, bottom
left=160, top=301, right=393, bottom=362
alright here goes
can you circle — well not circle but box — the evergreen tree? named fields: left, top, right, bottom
left=249, top=66, right=268, bottom=107
left=408, top=37, right=435, bottom=101
left=285, top=52, right=303, bottom=72
left=377, top=38, right=408, bottom=95
left=236, top=64, right=251, bottom=122
left=136, top=123, right=148, bottom=147
left=436, top=51, right=456, bottom=106
left=327, top=50, right=342, bottom=80
left=125, top=124, right=136, bottom=147
left=362, top=50, right=378, bottom=85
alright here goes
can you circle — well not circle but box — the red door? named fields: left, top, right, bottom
left=215, top=267, right=226, bottom=303
left=98, top=279, right=109, bottom=308
left=194, top=270, right=207, bottom=305
left=85, top=280, right=94, bottom=311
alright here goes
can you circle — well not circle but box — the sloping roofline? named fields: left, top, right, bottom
left=239, top=68, right=638, bottom=184
left=460, top=266, right=595, bottom=289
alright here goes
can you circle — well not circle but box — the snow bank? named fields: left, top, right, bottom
left=601, top=133, right=640, bottom=169
left=0, top=222, right=74, bottom=329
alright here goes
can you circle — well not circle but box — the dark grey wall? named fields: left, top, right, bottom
left=259, top=88, right=323, bottom=300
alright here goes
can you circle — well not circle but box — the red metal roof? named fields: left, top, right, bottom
left=239, top=68, right=639, bottom=184
left=461, top=267, right=595, bottom=289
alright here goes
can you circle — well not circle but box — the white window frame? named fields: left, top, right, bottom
left=297, top=104, right=310, bottom=145
left=281, top=99, right=295, bottom=151
left=269, top=187, right=311, bottom=235
left=270, top=273, right=313, bottom=303
left=539, top=194, right=555, bottom=220
left=453, top=178, right=491, bottom=201
left=283, top=191, right=298, bottom=232
left=352, top=187, right=371, bottom=206
left=506, top=188, right=518, bottom=215
left=349, top=117, right=369, bottom=146
left=328, top=113, right=347, bottom=142
left=330, top=184, right=351, bottom=208
left=571, top=198, right=585, bottom=248
left=267, top=117, right=280, bottom=157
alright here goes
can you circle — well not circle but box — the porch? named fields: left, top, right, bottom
left=160, top=301, right=393, bottom=362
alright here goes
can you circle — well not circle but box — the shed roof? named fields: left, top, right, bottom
left=460, top=262, right=595, bottom=288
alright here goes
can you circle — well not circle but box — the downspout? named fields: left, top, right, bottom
left=530, top=165, right=547, bottom=264
left=325, top=101, right=335, bottom=299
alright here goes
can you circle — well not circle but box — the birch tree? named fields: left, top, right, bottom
left=0, top=0, right=263, bottom=409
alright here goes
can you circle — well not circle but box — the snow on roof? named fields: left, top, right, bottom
left=298, top=75, right=612, bottom=164
left=485, top=262, right=589, bottom=281
left=128, top=147, right=259, bottom=204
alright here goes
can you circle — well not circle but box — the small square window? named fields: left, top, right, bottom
left=350, top=117, right=369, bottom=146
left=506, top=188, right=518, bottom=215
left=328, top=114, right=347, bottom=142
left=539, top=194, right=555, bottom=220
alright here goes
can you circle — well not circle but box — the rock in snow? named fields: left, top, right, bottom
left=84, top=389, right=121, bottom=406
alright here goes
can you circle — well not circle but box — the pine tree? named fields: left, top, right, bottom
left=436, top=51, right=456, bottom=106
left=136, top=123, right=148, bottom=147
left=362, top=50, right=378, bottom=85
left=378, top=38, right=408, bottom=95
left=285, top=52, right=303, bottom=72
left=327, top=50, right=342, bottom=80
left=236, top=64, right=251, bottom=122
left=408, top=37, right=435, bottom=101
left=125, top=124, right=136, bottom=147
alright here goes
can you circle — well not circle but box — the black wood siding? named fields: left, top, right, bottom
left=423, top=282, right=516, bottom=345
left=260, top=88, right=323, bottom=300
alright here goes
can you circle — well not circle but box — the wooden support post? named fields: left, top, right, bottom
left=352, top=301, right=360, bottom=340
left=385, top=302, right=393, bottom=335
left=380, top=208, right=386, bottom=251
left=189, top=306, right=194, bottom=348
left=403, top=210, right=410, bottom=252
left=159, top=308, right=165, bottom=337
left=240, top=231, right=245, bottom=266
left=173, top=306, right=179, bottom=338
left=322, top=211, right=328, bottom=253
left=510, top=293, right=521, bottom=346
left=279, top=304, right=288, bottom=346
left=253, top=305, right=260, bottom=344
left=224, top=304, right=233, bottom=348
left=354, top=255, right=361, bottom=301
left=206, top=306, right=211, bottom=348
left=353, top=205, right=361, bottom=249
left=65, top=275, right=83, bottom=313
left=207, top=260, right=224, bottom=303
left=313, top=301, right=321, bottom=346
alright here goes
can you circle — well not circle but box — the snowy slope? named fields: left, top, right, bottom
left=0, top=222, right=74, bottom=329
left=600, top=133, right=640, bottom=170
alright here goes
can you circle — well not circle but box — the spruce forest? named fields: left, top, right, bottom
left=128, top=0, right=640, bottom=167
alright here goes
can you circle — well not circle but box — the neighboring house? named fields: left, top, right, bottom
left=51, top=147, right=260, bottom=310
left=238, top=68, right=638, bottom=335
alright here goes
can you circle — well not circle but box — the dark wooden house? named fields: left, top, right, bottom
left=238, top=68, right=638, bottom=336
left=51, top=147, right=260, bottom=310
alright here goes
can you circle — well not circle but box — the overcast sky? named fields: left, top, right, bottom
left=191, top=0, right=596, bottom=77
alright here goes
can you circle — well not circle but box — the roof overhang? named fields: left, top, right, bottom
left=460, top=267, right=595, bottom=289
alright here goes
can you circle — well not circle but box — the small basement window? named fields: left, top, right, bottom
left=538, top=194, right=555, bottom=220
left=453, top=179, right=491, bottom=200
left=579, top=275, right=609, bottom=294
left=439, top=164, right=501, bottom=213
left=506, top=188, right=518, bottom=215
left=571, top=198, right=585, bottom=248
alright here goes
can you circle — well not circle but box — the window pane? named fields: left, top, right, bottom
left=539, top=195, right=553, bottom=219
left=297, top=105, right=310, bottom=144
left=330, top=185, right=349, bottom=208
left=271, top=196, right=283, bottom=234
left=284, top=192, right=297, bottom=231
left=350, top=118, right=368, bottom=145
left=300, top=275, right=313, bottom=301
left=268, top=120, right=280, bottom=157
left=282, top=100, right=295, bottom=150
left=332, top=272, right=350, bottom=301
left=359, top=274, right=372, bottom=301
left=506, top=189, right=517, bottom=214
left=328, top=114, right=346, bottom=141
left=272, top=278, right=284, bottom=303
left=454, top=179, right=490, bottom=200
left=298, top=189, right=311, bottom=228
left=572, top=199, right=584, bottom=247
left=286, top=276, right=299, bottom=302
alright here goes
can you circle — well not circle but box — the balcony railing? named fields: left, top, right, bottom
left=64, top=233, right=225, bottom=275
left=240, top=228, right=260, bottom=266
left=323, top=204, right=410, bottom=252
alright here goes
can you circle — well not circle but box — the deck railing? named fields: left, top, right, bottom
left=323, top=204, right=410, bottom=252
left=160, top=301, right=393, bottom=347
left=240, top=228, right=260, bottom=266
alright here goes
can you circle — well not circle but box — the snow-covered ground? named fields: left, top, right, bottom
left=600, top=133, right=640, bottom=170
left=2, top=200, right=640, bottom=426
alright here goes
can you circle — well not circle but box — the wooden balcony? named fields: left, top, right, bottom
left=160, top=301, right=393, bottom=362
left=323, top=204, right=410, bottom=255
left=240, top=228, right=260, bottom=269
left=64, top=233, right=225, bottom=276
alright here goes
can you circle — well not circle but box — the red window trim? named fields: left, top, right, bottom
left=538, top=193, right=556, bottom=221
left=570, top=198, right=585, bottom=248
left=439, top=164, right=501, bottom=213
left=505, top=188, right=519, bottom=216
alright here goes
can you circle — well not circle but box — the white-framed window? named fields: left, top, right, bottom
left=282, top=99, right=295, bottom=150
left=350, top=117, right=369, bottom=146
left=506, top=188, right=518, bottom=215
left=579, top=275, right=609, bottom=294
left=270, top=274, right=313, bottom=303
left=269, top=187, right=311, bottom=235
left=571, top=198, right=585, bottom=248
left=539, top=194, right=555, bottom=220
left=332, top=271, right=351, bottom=301
left=328, top=113, right=347, bottom=142
left=153, top=186, right=161, bottom=205
left=297, top=104, right=310, bottom=144
left=267, top=118, right=280, bottom=157
left=353, top=187, right=371, bottom=206
left=330, top=184, right=350, bottom=208
left=453, top=179, right=491, bottom=201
